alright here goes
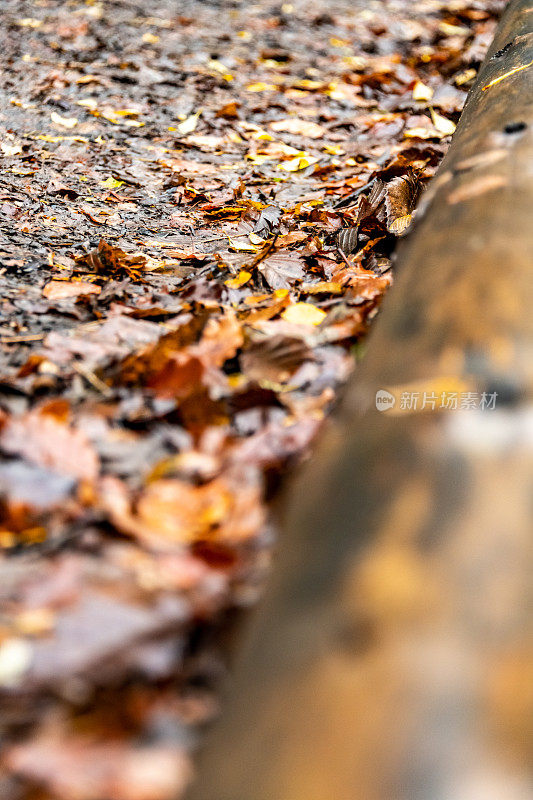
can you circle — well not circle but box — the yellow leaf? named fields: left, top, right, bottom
left=246, top=154, right=270, bottom=165
left=35, top=134, right=87, bottom=143
left=76, top=74, right=102, bottom=85
left=100, top=177, right=124, bottom=189
left=413, top=81, right=433, bottom=101
left=1, top=142, right=22, bottom=156
left=246, top=82, right=277, bottom=92
left=50, top=112, right=78, bottom=129
left=176, top=111, right=201, bottom=135
left=142, top=32, right=160, bottom=44
left=455, top=69, right=476, bottom=86
left=16, top=18, right=42, bottom=27
left=388, top=214, right=412, bottom=235
left=293, top=79, right=324, bottom=90
left=249, top=232, right=264, bottom=245
left=278, top=155, right=318, bottom=172
left=330, top=37, right=350, bottom=48
left=404, top=127, right=439, bottom=140
left=301, top=281, right=343, bottom=294
left=225, top=270, right=252, bottom=288
left=250, top=130, right=273, bottom=141
left=227, top=130, right=244, bottom=144
left=281, top=303, right=327, bottom=326
left=77, top=98, right=98, bottom=109
left=430, top=108, right=456, bottom=135
left=439, top=21, right=469, bottom=36
left=228, top=238, right=257, bottom=253
left=112, top=109, right=140, bottom=117
left=208, top=60, right=233, bottom=80
left=343, top=55, right=367, bottom=69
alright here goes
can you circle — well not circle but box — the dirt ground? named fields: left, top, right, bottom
left=0, top=1, right=504, bottom=798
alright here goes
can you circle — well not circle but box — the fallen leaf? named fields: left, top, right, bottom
left=101, top=470, right=264, bottom=548
left=176, top=111, right=202, bottom=135
left=228, top=237, right=257, bottom=253
left=413, top=81, right=433, bottom=101
left=43, top=280, right=101, bottom=300
left=259, top=250, right=305, bottom=290
left=76, top=240, right=146, bottom=279
left=1, top=411, right=99, bottom=482
left=16, top=17, right=42, bottom=27
left=430, top=108, right=456, bottom=136
left=225, top=270, right=252, bottom=288
left=1, top=141, right=22, bottom=156
left=278, top=154, right=319, bottom=171
left=50, top=112, right=78, bottom=128
left=99, top=177, right=124, bottom=189
left=241, top=334, right=313, bottom=383
left=253, top=205, right=282, bottom=237
left=246, top=82, right=277, bottom=92
left=216, top=101, right=240, bottom=119
left=269, top=118, right=326, bottom=138
left=281, top=303, right=327, bottom=326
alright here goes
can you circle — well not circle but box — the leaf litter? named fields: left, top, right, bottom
left=0, top=0, right=505, bottom=797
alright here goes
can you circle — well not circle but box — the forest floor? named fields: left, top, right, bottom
left=0, top=1, right=504, bottom=798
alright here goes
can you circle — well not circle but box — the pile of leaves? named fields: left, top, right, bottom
left=0, top=0, right=504, bottom=797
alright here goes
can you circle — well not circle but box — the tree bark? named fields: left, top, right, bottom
left=186, top=2, right=533, bottom=798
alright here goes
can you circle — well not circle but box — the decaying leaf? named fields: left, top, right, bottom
left=241, top=334, right=314, bottom=383
left=101, top=469, right=264, bottom=548
left=269, top=118, right=326, bottom=139
left=43, top=280, right=101, bottom=300
left=258, top=250, right=305, bottom=290
left=76, top=240, right=146, bottom=279
left=1, top=410, right=99, bottom=482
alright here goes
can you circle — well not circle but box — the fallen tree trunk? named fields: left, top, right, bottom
left=186, top=2, right=533, bottom=798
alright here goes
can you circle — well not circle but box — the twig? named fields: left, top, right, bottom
left=73, top=363, right=113, bottom=396
left=0, top=333, right=45, bottom=344
left=333, top=177, right=377, bottom=209
left=248, top=232, right=279, bottom=269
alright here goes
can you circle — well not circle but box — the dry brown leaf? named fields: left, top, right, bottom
left=101, top=470, right=264, bottom=548
left=258, top=250, right=305, bottom=290
left=43, top=280, right=101, bottom=300
left=269, top=118, right=326, bottom=139
left=1, top=411, right=99, bottom=482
